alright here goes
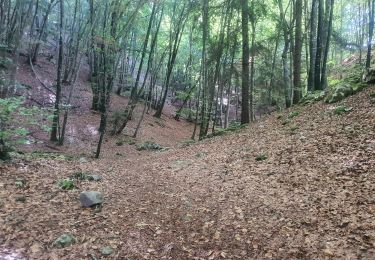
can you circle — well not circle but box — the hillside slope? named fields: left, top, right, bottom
left=14, top=55, right=195, bottom=159
left=0, top=87, right=374, bottom=259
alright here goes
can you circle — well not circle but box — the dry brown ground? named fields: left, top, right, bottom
left=0, top=79, right=374, bottom=259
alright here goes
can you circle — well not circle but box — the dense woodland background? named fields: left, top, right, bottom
left=0, top=0, right=375, bottom=259
left=0, top=0, right=374, bottom=157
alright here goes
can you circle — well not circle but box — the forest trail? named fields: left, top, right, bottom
left=1, top=86, right=374, bottom=259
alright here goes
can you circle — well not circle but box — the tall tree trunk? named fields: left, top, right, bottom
left=293, top=0, right=303, bottom=103
left=321, top=0, right=334, bottom=89
left=366, top=0, right=375, bottom=68
left=154, top=1, right=188, bottom=118
left=241, top=0, right=250, bottom=124
left=50, top=0, right=64, bottom=142
left=308, top=0, right=318, bottom=91
left=314, top=0, right=324, bottom=90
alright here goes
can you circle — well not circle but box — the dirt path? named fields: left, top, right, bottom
left=1, top=87, right=374, bottom=259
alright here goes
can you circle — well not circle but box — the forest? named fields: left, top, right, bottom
left=0, top=0, right=374, bottom=259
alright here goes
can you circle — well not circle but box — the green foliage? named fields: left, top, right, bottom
left=0, top=57, right=13, bottom=69
left=290, top=124, right=299, bottom=132
left=333, top=106, right=353, bottom=115
left=136, top=141, right=165, bottom=151
left=255, top=154, right=268, bottom=161
left=57, top=179, right=75, bottom=190
left=0, top=97, right=51, bottom=157
left=116, top=140, right=125, bottom=146
left=226, top=121, right=246, bottom=132
left=15, top=178, right=27, bottom=188
left=301, top=91, right=326, bottom=104
left=287, top=111, right=300, bottom=119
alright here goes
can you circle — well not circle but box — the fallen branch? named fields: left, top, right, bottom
left=29, top=57, right=56, bottom=95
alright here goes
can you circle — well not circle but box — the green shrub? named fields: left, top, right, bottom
left=301, top=91, right=326, bottom=104
left=290, top=124, right=299, bottom=132
left=136, top=141, right=164, bottom=151
left=0, top=97, right=51, bottom=159
left=116, top=140, right=124, bottom=146
left=227, top=121, right=246, bottom=132
left=255, top=154, right=268, bottom=161
left=287, top=111, right=300, bottom=119
left=57, top=179, right=75, bottom=190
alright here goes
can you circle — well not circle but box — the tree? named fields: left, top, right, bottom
left=241, top=0, right=250, bottom=124
left=50, top=0, right=64, bottom=142
left=366, top=0, right=375, bottom=68
left=293, top=0, right=303, bottom=104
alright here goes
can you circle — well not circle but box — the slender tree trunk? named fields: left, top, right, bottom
left=241, top=0, right=250, bottom=124
left=314, top=0, right=324, bottom=90
left=154, top=2, right=188, bottom=118
left=366, top=0, right=375, bottom=68
left=321, top=0, right=335, bottom=89
left=293, top=0, right=303, bottom=103
left=50, top=0, right=64, bottom=142
left=308, top=0, right=318, bottom=91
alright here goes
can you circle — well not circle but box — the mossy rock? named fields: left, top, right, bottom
left=325, top=83, right=353, bottom=103
left=53, top=234, right=76, bottom=248
left=100, top=246, right=114, bottom=256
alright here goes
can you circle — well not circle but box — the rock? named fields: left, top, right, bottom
left=100, top=246, right=114, bottom=256
left=79, top=191, right=103, bottom=207
left=325, top=83, right=353, bottom=103
left=52, top=234, right=76, bottom=248
left=87, top=174, right=102, bottom=181
left=79, top=157, right=88, bottom=163
left=363, top=67, right=375, bottom=83
left=15, top=195, right=26, bottom=202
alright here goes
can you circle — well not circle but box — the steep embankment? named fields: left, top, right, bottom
left=0, top=87, right=374, bottom=259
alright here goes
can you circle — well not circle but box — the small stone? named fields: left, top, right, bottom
left=53, top=234, right=76, bottom=248
left=79, top=191, right=103, bottom=207
left=15, top=195, right=26, bottom=202
left=100, top=246, right=114, bottom=256
left=87, top=174, right=102, bottom=181
left=79, top=157, right=88, bottom=163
